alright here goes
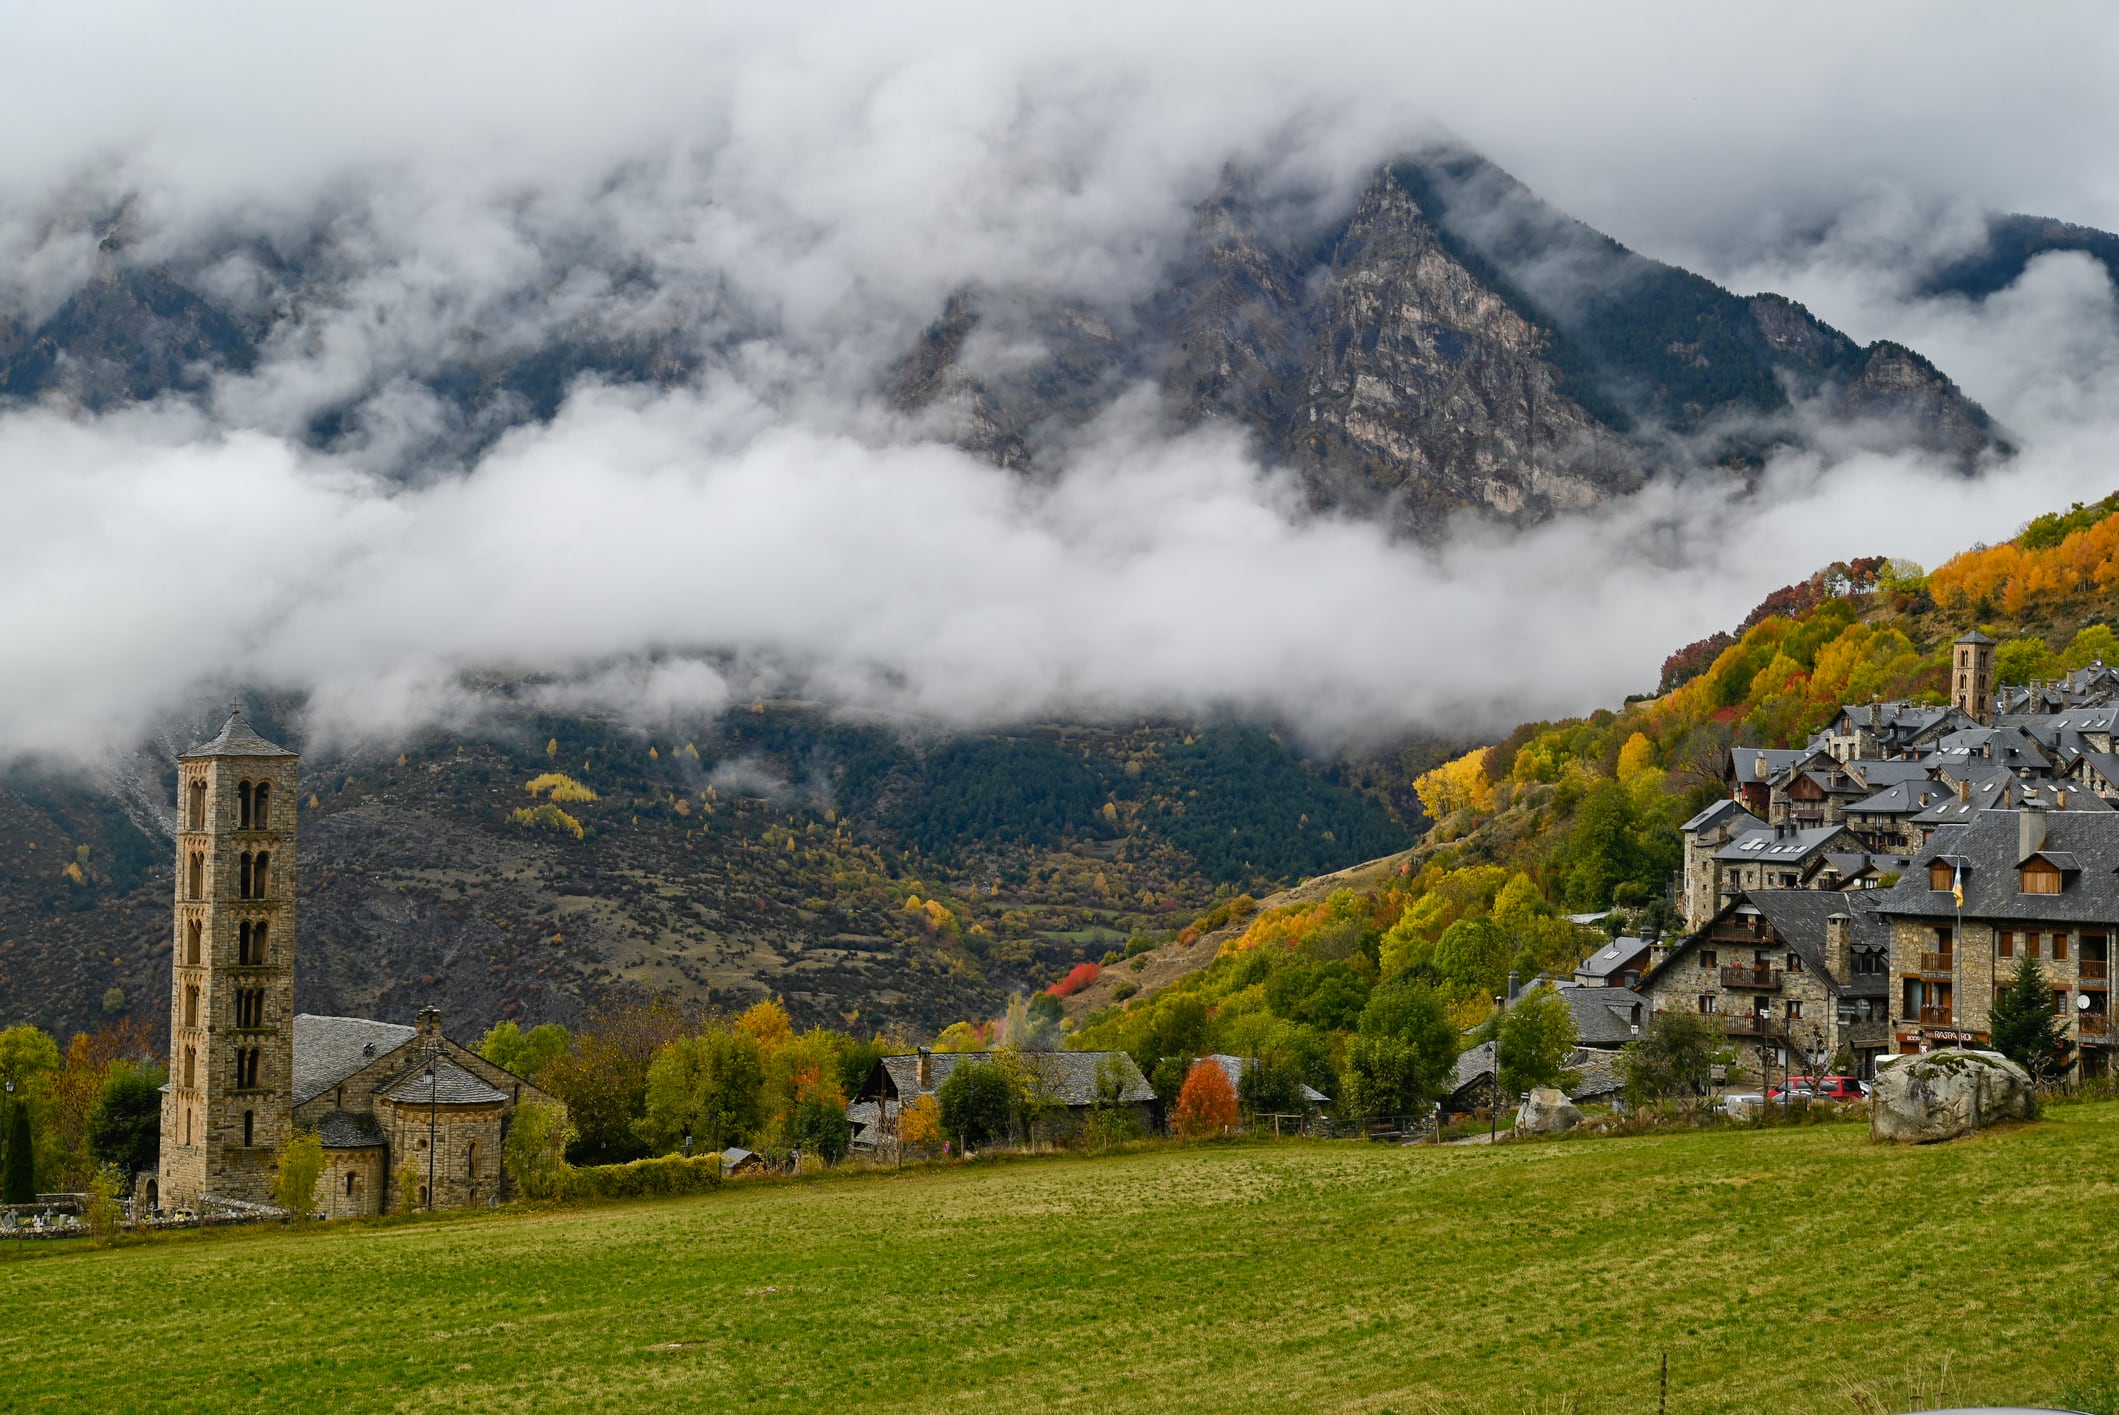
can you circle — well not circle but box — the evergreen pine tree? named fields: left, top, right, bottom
left=2, top=1098, right=33, bottom=1203
left=1989, top=953, right=2068, bottom=1081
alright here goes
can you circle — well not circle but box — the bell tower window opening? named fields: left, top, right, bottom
left=183, top=1045, right=196, bottom=1088
left=188, top=852, right=204, bottom=900
left=183, top=984, right=199, bottom=1029
left=253, top=852, right=270, bottom=900
left=185, top=1108, right=193, bottom=1145
left=185, top=917, right=201, bottom=966
left=253, top=781, right=270, bottom=828
left=187, top=778, right=206, bottom=831
left=237, top=781, right=253, bottom=830
left=239, top=852, right=253, bottom=899
left=243, top=1110, right=255, bottom=1148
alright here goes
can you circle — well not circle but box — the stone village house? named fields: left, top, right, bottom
left=852, top=1047, right=1156, bottom=1153
left=1866, top=805, right=2118, bottom=1077
left=1637, top=890, right=1893, bottom=1078
left=153, top=712, right=558, bottom=1217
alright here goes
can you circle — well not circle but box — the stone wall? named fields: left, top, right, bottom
left=384, top=1099, right=504, bottom=1212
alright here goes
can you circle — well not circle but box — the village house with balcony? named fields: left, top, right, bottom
left=1868, top=806, right=2116, bottom=1077
left=1636, top=889, right=1894, bottom=1078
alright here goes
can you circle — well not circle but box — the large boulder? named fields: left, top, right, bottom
left=1516, top=1087, right=1583, bottom=1134
left=1869, top=1049, right=2035, bottom=1144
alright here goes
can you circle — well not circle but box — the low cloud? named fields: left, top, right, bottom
left=3, top=4, right=2119, bottom=763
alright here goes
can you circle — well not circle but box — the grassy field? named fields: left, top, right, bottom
left=7, top=1108, right=2119, bottom=1414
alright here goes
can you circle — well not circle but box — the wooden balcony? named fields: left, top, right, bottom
left=2081, top=959, right=2108, bottom=982
left=1918, top=952, right=1956, bottom=976
left=1722, top=1014, right=1783, bottom=1039
left=1720, top=966, right=1781, bottom=990
left=1708, top=923, right=1773, bottom=945
left=2078, top=1012, right=2110, bottom=1038
left=1911, top=1005, right=1954, bottom=1026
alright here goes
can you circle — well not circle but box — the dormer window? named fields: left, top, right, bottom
left=2021, top=857, right=2066, bottom=895
left=1929, top=859, right=1956, bottom=892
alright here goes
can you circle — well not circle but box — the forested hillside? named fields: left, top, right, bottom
left=1065, top=493, right=2119, bottom=1098
left=0, top=709, right=1439, bottom=1042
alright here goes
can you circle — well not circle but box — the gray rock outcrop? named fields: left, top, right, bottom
left=1869, top=1049, right=2035, bottom=1143
left=1516, top=1086, right=1584, bottom=1134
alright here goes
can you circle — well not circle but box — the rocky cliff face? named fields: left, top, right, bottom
left=892, top=152, right=2009, bottom=536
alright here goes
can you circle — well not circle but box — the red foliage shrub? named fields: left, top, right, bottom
left=1045, top=962, right=1100, bottom=998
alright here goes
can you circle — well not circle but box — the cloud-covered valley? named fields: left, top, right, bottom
left=5, top=2, right=2119, bottom=762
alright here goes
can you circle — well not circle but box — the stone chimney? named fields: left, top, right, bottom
left=2020, top=804, right=2047, bottom=863
left=417, top=1006, right=444, bottom=1050
left=1824, top=913, right=1852, bottom=985
left=916, top=1045, right=932, bottom=1092
left=1506, top=970, right=1522, bottom=1002
left=1957, top=777, right=1970, bottom=804
left=2057, top=786, right=2070, bottom=810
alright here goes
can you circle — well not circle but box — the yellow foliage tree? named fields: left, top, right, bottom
left=1413, top=749, right=1497, bottom=820
left=1615, top=732, right=1657, bottom=781
left=525, top=773, right=597, bottom=803
left=735, top=998, right=793, bottom=1056
left=898, top=1094, right=942, bottom=1151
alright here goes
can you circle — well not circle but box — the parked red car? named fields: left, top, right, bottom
left=1769, top=1075, right=1866, bottom=1101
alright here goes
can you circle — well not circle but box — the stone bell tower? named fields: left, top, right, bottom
left=1953, top=629, right=1996, bottom=726
left=159, top=710, right=300, bottom=1209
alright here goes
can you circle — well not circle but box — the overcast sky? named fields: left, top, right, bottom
left=4, top=2, right=2118, bottom=761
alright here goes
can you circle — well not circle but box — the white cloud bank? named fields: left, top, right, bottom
left=2, top=2, right=2119, bottom=761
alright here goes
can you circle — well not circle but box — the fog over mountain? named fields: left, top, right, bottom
left=5, top=2, right=2119, bottom=761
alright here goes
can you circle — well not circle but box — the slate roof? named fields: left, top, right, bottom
left=1451, top=1041, right=1496, bottom=1095
left=1555, top=983, right=1645, bottom=1047
left=1682, top=799, right=1762, bottom=835
left=1846, top=759, right=1938, bottom=791
left=1728, top=749, right=1818, bottom=786
left=1912, top=778, right=2112, bottom=828
left=291, top=1014, right=417, bottom=1105
left=1872, top=808, right=2119, bottom=925
left=1713, top=824, right=1859, bottom=864
left=183, top=709, right=295, bottom=758
left=1845, top=781, right=1951, bottom=817
left=316, top=1109, right=386, bottom=1149
left=1203, top=1054, right=1330, bottom=1105
left=877, top=1050, right=1155, bottom=1105
left=1567, top=1049, right=1625, bottom=1102
left=1575, top=936, right=1652, bottom=981
left=2073, top=751, right=2119, bottom=790
left=379, top=1056, right=508, bottom=1106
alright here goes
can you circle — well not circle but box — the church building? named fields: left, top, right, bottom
left=156, top=711, right=558, bottom=1216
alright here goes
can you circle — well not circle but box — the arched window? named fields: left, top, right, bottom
left=188, top=779, right=206, bottom=831
left=185, top=918, right=201, bottom=966
left=239, top=852, right=253, bottom=900
left=183, top=1045, right=196, bottom=1088
left=243, top=1110, right=255, bottom=1147
left=467, top=1140, right=479, bottom=1178
left=183, top=984, right=198, bottom=1029
left=253, top=781, right=271, bottom=828
left=344, top=1172, right=358, bottom=1197
left=188, top=852, right=204, bottom=900
left=237, top=782, right=253, bottom=830
left=185, top=1108, right=193, bottom=1145
left=253, top=920, right=267, bottom=963
left=418, top=1184, right=429, bottom=1207
left=253, top=852, right=270, bottom=900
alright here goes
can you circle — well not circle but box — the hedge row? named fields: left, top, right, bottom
left=560, top=1153, right=724, bottom=1201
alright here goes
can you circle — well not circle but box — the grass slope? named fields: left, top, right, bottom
left=9, top=1107, right=2119, bottom=1413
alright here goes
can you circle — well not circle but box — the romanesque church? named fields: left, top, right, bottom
left=156, top=711, right=556, bottom=1217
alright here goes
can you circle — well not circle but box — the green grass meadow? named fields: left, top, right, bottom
left=7, top=1106, right=2119, bottom=1413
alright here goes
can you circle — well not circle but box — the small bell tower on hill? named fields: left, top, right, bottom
left=1953, top=629, right=1996, bottom=725
left=158, top=710, right=300, bottom=1209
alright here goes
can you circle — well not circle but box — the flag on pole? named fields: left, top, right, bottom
left=1952, top=860, right=1964, bottom=909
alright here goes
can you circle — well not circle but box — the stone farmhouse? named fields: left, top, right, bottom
left=852, top=1047, right=1157, bottom=1153
left=1865, top=806, right=2117, bottom=1077
left=1636, top=891, right=1893, bottom=1078
left=154, top=712, right=557, bottom=1217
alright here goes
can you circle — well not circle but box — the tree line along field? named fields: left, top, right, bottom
left=7, top=1107, right=2119, bottom=1413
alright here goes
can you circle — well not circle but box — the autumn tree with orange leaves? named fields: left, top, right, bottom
left=1171, top=1058, right=1239, bottom=1139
